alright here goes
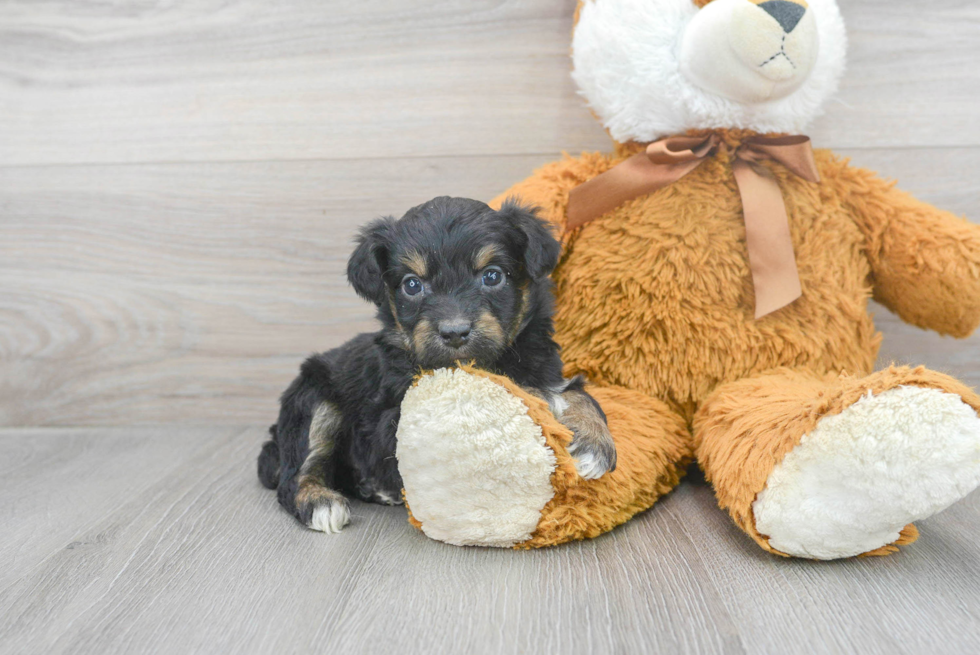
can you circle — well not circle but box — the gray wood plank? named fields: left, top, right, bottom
left=671, top=476, right=980, bottom=655
left=0, top=426, right=386, bottom=655
left=821, top=0, right=980, bottom=149
left=0, top=426, right=240, bottom=589
left=323, top=490, right=746, bottom=655
left=0, top=0, right=977, bottom=167
left=3, top=148, right=979, bottom=426
left=0, top=0, right=606, bottom=166
left=1, top=427, right=978, bottom=655
left=0, top=154, right=555, bottom=426
left=2, top=0, right=979, bottom=652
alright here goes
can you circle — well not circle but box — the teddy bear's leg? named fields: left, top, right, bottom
left=694, top=366, right=980, bottom=559
left=397, top=368, right=694, bottom=547
left=524, top=383, right=694, bottom=547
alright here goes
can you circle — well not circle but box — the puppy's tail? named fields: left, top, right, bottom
left=257, top=424, right=281, bottom=490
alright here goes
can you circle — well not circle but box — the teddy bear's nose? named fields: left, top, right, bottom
left=758, top=0, right=806, bottom=33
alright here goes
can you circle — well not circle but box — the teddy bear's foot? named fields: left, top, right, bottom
left=397, top=366, right=693, bottom=548
left=396, top=367, right=560, bottom=547
left=753, top=384, right=980, bottom=559
left=696, top=366, right=980, bottom=559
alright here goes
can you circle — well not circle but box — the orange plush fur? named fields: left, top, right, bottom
left=695, top=366, right=980, bottom=555
left=405, top=367, right=693, bottom=548
left=399, top=0, right=980, bottom=555
left=490, top=126, right=980, bottom=555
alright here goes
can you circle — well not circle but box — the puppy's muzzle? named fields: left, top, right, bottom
left=438, top=318, right=472, bottom=349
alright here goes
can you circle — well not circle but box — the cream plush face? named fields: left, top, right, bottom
left=571, top=0, right=847, bottom=142
left=681, top=0, right=819, bottom=103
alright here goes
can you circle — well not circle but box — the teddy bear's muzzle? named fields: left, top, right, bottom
left=680, top=0, right=818, bottom=103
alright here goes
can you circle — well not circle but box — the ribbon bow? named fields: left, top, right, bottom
left=566, top=133, right=821, bottom=318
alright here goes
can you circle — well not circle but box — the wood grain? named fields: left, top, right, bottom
left=0, top=427, right=978, bottom=655
left=2, top=148, right=978, bottom=426
left=0, top=155, right=557, bottom=425
left=1, top=0, right=979, bottom=168
left=0, top=0, right=604, bottom=166
left=667, top=474, right=980, bottom=655
left=0, top=426, right=239, bottom=588
left=2, top=2, right=980, bottom=653
left=2, top=0, right=980, bottom=427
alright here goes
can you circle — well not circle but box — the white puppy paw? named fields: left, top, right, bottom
left=308, top=499, right=351, bottom=533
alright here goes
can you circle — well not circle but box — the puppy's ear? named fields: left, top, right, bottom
left=497, top=198, right=561, bottom=280
left=347, top=216, right=396, bottom=305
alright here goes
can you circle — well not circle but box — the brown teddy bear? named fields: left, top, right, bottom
left=396, top=0, right=980, bottom=558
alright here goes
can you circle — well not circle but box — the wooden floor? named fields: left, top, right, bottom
left=3, top=1, right=980, bottom=653
left=2, top=426, right=980, bottom=654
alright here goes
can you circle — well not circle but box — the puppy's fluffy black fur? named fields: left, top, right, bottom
left=258, top=196, right=615, bottom=533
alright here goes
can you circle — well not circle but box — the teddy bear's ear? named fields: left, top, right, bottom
left=347, top=216, right=396, bottom=305
left=496, top=198, right=561, bottom=280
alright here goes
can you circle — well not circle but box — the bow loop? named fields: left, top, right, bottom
left=646, top=134, right=717, bottom=165
left=738, top=135, right=820, bottom=183
left=565, top=131, right=820, bottom=318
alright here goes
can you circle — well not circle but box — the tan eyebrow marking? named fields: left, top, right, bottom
left=474, top=244, right=501, bottom=270
left=399, top=250, right=427, bottom=277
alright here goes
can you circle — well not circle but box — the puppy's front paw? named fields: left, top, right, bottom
left=567, top=428, right=617, bottom=480
left=297, top=485, right=351, bottom=534
left=309, top=499, right=351, bottom=533
left=553, top=386, right=618, bottom=480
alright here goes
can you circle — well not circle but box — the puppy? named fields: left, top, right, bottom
left=257, top=196, right=616, bottom=533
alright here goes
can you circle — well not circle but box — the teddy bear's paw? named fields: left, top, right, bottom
left=396, top=368, right=557, bottom=547
left=753, top=386, right=980, bottom=559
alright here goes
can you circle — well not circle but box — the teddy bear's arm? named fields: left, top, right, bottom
left=840, top=163, right=980, bottom=338
left=489, top=153, right=613, bottom=233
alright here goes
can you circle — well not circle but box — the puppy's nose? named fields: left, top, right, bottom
left=438, top=319, right=471, bottom=348
left=758, top=0, right=806, bottom=33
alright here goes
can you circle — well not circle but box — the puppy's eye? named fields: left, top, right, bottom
left=481, top=266, right=505, bottom=288
left=401, top=275, right=423, bottom=297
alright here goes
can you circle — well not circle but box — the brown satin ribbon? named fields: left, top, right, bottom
left=566, top=133, right=820, bottom=318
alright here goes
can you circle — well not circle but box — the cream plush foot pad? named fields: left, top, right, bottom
left=396, top=368, right=557, bottom=547
left=753, top=385, right=980, bottom=559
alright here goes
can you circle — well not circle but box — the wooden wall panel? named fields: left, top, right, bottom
left=0, top=155, right=555, bottom=424
left=1, top=0, right=978, bottom=426
left=0, top=1, right=978, bottom=167
left=2, top=148, right=978, bottom=426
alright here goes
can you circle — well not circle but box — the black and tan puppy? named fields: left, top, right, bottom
left=257, top=196, right=616, bottom=533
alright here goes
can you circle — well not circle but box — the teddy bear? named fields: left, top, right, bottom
left=396, top=0, right=980, bottom=559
